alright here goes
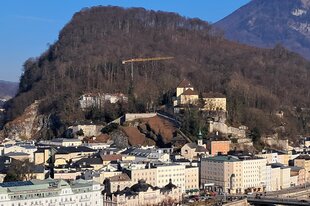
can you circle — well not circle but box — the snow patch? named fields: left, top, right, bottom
left=247, top=17, right=256, bottom=27
left=292, top=8, right=307, bottom=16
left=289, top=22, right=310, bottom=36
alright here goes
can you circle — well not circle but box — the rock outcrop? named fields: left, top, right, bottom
left=0, top=101, right=46, bottom=140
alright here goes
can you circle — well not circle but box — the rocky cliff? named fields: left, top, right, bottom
left=0, top=101, right=47, bottom=140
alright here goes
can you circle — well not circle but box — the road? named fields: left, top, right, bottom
left=247, top=197, right=310, bottom=206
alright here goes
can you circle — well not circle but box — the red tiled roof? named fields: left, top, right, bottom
left=181, top=89, right=199, bottom=96
left=177, top=79, right=192, bottom=88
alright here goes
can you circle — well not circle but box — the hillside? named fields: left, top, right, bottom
left=2, top=6, right=310, bottom=140
left=215, top=0, right=310, bottom=60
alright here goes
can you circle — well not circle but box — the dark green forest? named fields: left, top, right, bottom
left=3, top=6, right=310, bottom=140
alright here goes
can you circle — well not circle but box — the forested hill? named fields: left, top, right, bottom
left=4, top=6, right=310, bottom=139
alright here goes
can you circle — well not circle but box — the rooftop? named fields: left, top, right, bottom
left=55, top=146, right=96, bottom=154
left=181, top=89, right=199, bottom=96
left=177, top=79, right=192, bottom=88
left=295, top=154, right=310, bottom=160
left=203, top=155, right=240, bottom=162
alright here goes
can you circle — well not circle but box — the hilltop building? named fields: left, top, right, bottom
left=79, top=92, right=128, bottom=110
left=173, top=79, right=227, bottom=113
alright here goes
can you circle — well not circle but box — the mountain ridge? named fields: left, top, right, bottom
left=215, top=0, right=310, bottom=60
left=0, top=80, right=18, bottom=100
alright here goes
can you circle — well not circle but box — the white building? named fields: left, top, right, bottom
left=125, top=163, right=194, bottom=193
left=240, top=156, right=267, bottom=191
left=38, top=138, right=82, bottom=147
left=79, top=93, right=128, bottom=110
left=0, top=179, right=102, bottom=206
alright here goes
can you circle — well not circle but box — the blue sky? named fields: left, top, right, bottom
left=0, top=0, right=250, bottom=82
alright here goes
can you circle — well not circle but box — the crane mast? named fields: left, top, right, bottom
left=122, top=56, right=174, bottom=81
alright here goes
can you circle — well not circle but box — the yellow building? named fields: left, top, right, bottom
left=203, top=96, right=227, bottom=111
left=201, top=155, right=267, bottom=194
left=174, top=79, right=199, bottom=107
left=201, top=156, right=243, bottom=194
left=176, top=79, right=195, bottom=98
left=179, top=89, right=199, bottom=105
left=34, top=148, right=50, bottom=165
left=105, top=173, right=132, bottom=193
left=173, top=79, right=227, bottom=112
left=294, top=155, right=310, bottom=182
left=185, top=166, right=199, bottom=193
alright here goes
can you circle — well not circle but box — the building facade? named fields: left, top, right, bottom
left=0, top=179, right=102, bottom=206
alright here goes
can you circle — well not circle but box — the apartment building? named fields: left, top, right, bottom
left=201, top=155, right=267, bottom=194
left=201, top=156, right=243, bottom=194
left=126, top=163, right=196, bottom=193
left=185, top=166, right=199, bottom=193
left=240, top=156, right=267, bottom=192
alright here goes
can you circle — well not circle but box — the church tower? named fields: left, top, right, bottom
left=197, top=129, right=203, bottom=146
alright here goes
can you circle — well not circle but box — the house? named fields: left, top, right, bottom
left=103, top=173, right=132, bottom=193
left=181, top=131, right=209, bottom=160
left=173, top=79, right=227, bottom=113
left=206, top=135, right=231, bottom=156
left=290, top=166, right=306, bottom=187
left=79, top=92, right=128, bottom=110
left=174, top=79, right=199, bottom=109
left=202, top=92, right=227, bottom=111
left=294, top=155, right=310, bottom=182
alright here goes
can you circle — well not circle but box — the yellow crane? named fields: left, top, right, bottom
left=122, top=56, right=174, bottom=81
